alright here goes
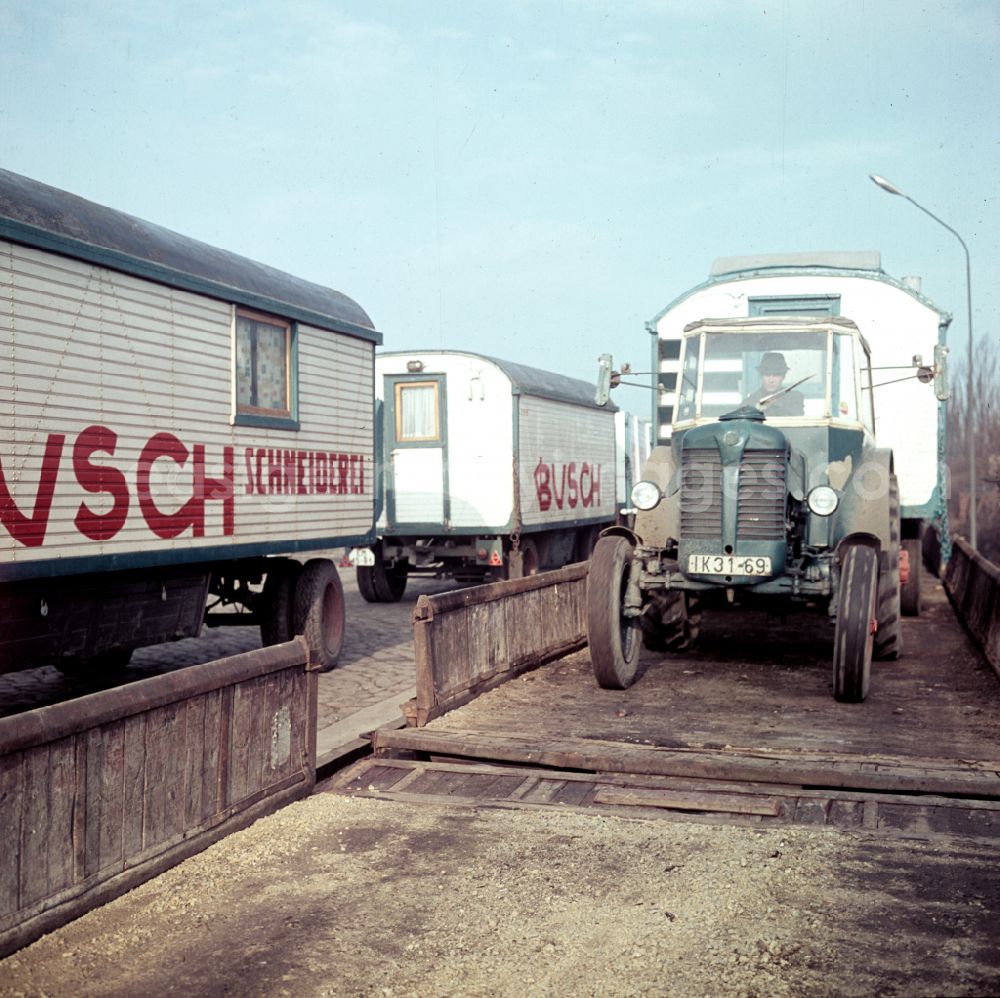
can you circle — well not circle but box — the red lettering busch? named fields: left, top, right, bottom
left=534, top=458, right=601, bottom=512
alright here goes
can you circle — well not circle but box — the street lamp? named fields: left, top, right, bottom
left=869, top=173, right=977, bottom=550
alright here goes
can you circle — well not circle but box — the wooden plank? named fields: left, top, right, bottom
left=228, top=682, right=253, bottom=805
left=468, top=600, right=508, bottom=685
left=19, top=745, right=50, bottom=909
left=71, top=734, right=87, bottom=886
left=430, top=608, right=472, bottom=701
left=143, top=702, right=184, bottom=849
left=202, top=688, right=223, bottom=820
left=244, top=676, right=269, bottom=800
left=0, top=753, right=23, bottom=928
left=216, top=685, right=234, bottom=811
left=97, top=722, right=126, bottom=874
left=372, top=727, right=1000, bottom=797
left=122, top=713, right=147, bottom=859
left=412, top=617, right=437, bottom=723
left=182, top=695, right=207, bottom=831
left=45, top=737, right=76, bottom=896
left=594, top=787, right=782, bottom=817
left=506, top=588, right=542, bottom=666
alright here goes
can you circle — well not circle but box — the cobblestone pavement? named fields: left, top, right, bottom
left=0, top=556, right=456, bottom=741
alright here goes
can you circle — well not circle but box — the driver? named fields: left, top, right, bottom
left=744, top=352, right=805, bottom=416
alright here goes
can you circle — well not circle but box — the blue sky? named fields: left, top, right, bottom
left=2, top=0, right=997, bottom=418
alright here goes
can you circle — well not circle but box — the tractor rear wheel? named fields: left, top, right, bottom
left=875, top=476, right=902, bottom=661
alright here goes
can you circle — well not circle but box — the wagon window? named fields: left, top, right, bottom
left=395, top=381, right=440, bottom=441
left=234, top=310, right=298, bottom=429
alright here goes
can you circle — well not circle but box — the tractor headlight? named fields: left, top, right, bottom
left=807, top=485, right=839, bottom=517
left=630, top=480, right=662, bottom=511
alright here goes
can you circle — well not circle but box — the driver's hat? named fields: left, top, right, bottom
left=759, top=352, right=789, bottom=375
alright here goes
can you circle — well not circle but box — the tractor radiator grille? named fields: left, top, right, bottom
left=680, top=448, right=786, bottom=541
left=737, top=449, right=787, bottom=540
left=680, top=449, right=722, bottom=538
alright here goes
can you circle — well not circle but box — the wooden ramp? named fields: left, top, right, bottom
left=338, top=570, right=1000, bottom=843
left=334, top=754, right=1000, bottom=844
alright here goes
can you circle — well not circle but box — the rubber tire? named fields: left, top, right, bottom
left=901, top=538, right=922, bottom=617
left=641, top=591, right=702, bottom=653
left=875, top=477, right=903, bottom=661
left=833, top=544, right=878, bottom=703
left=586, top=535, right=641, bottom=690
left=356, top=563, right=380, bottom=603
left=293, top=559, right=345, bottom=672
left=373, top=558, right=408, bottom=602
left=358, top=543, right=408, bottom=603
left=260, top=559, right=300, bottom=646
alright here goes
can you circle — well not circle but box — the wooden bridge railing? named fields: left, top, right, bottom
left=0, top=637, right=316, bottom=959
left=406, top=562, right=588, bottom=727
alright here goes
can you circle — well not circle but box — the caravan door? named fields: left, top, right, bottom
left=385, top=374, right=448, bottom=527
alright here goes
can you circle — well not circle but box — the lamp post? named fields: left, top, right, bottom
left=869, top=173, right=976, bottom=550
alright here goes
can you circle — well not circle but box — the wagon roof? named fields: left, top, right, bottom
left=0, top=168, right=380, bottom=343
left=378, top=349, right=617, bottom=411
left=648, top=250, right=950, bottom=330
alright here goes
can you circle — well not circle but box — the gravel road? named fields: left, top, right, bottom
left=1, top=790, right=998, bottom=997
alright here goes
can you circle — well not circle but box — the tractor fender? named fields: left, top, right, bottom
left=634, top=446, right=679, bottom=548
left=833, top=446, right=893, bottom=551
left=598, top=524, right=642, bottom=547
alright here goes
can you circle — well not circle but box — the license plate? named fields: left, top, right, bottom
left=349, top=548, right=376, bottom=567
left=687, top=554, right=772, bottom=577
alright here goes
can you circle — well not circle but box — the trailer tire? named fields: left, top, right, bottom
left=875, top=476, right=903, bottom=661
left=833, top=544, right=878, bottom=703
left=356, top=564, right=379, bottom=603
left=373, top=558, right=408, bottom=602
left=294, top=559, right=345, bottom=672
left=587, top=535, right=641, bottom=690
left=260, top=559, right=300, bottom=646
left=358, top=545, right=408, bottom=602
left=901, top=538, right=922, bottom=617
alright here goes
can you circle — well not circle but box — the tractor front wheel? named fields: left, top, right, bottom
left=586, top=536, right=641, bottom=690
left=833, top=544, right=879, bottom=703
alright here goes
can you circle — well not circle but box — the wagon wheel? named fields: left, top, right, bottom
left=260, top=558, right=301, bottom=646
left=356, top=562, right=379, bottom=603
left=293, top=559, right=345, bottom=672
left=901, top=538, right=922, bottom=617
left=373, top=557, right=408, bottom=602
left=358, top=543, right=408, bottom=603
left=586, top=535, right=641, bottom=689
left=833, top=544, right=878, bottom=703
left=875, top=476, right=902, bottom=661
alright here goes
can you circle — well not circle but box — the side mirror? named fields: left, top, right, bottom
left=595, top=353, right=613, bottom=405
left=933, top=343, right=950, bottom=401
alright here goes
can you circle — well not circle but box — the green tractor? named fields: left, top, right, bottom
left=588, top=316, right=939, bottom=703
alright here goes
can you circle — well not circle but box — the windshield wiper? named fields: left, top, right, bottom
left=759, top=373, right=814, bottom=407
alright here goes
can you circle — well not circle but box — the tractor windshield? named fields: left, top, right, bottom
left=675, top=327, right=863, bottom=424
